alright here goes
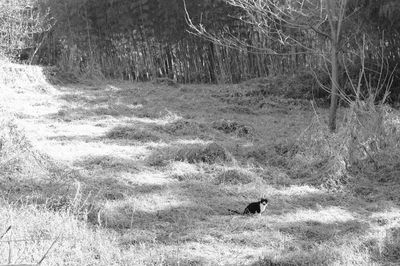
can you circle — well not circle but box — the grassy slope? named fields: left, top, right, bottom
left=0, top=64, right=399, bottom=265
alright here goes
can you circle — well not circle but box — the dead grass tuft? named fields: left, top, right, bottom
left=147, top=142, right=231, bottom=166
left=106, top=125, right=161, bottom=142
left=240, top=146, right=271, bottom=166
left=160, top=257, right=205, bottom=266
left=170, top=172, right=205, bottom=182
left=235, top=145, right=289, bottom=169
left=173, top=142, right=230, bottom=164
left=377, top=227, right=400, bottom=263
left=214, top=168, right=256, bottom=185
left=242, top=69, right=329, bottom=101
left=0, top=118, right=53, bottom=181
left=212, top=119, right=254, bottom=137
left=219, top=105, right=257, bottom=115
left=152, top=77, right=179, bottom=87
left=158, top=119, right=209, bottom=137
left=133, top=108, right=167, bottom=119
left=74, top=155, right=138, bottom=171
left=0, top=203, right=124, bottom=265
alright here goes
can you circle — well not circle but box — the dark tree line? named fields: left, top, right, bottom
left=1, top=0, right=399, bottom=100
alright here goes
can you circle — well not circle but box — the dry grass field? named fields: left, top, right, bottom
left=0, top=63, right=399, bottom=265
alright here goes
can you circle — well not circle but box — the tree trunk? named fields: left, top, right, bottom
left=327, top=0, right=347, bottom=132
left=207, top=42, right=217, bottom=83
left=329, top=42, right=339, bottom=132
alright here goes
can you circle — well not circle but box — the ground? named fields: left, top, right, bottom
left=0, top=63, right=399, bottom=265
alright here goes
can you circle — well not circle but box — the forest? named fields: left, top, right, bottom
left=0, top=0, right=400, bottom=265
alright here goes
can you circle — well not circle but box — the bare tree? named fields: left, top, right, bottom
left=0, top=0, right=53, bottom=63
left=186, top=0, right=351, bottom=132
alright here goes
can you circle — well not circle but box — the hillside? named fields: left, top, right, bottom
left=0, top=64, right=399, bottom=265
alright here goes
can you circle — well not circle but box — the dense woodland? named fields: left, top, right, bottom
left=1, top=0, right=400, bottom=128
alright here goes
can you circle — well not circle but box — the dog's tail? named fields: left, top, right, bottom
left=227, top=209, right=242, bottom=215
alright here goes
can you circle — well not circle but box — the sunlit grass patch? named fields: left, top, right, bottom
left=97, top=193, right=194, bottom=229
left=166, top=161, right=206, bottom=181
left=106, top=125, right=161, bottom=142
left=39, top=140, right=150, bottom=164
left=0, top=203, right=124, bottom=265
left=119, top=170, right=172, bottom=186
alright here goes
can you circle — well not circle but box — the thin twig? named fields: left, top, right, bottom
left=0, top=264, right=37, bottom=266
left=0, top=226, right=11, bottom=240
left=37, top=235, right=60, bottom=265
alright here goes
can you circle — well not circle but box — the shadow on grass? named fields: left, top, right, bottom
left=47, top=105, right=141, bottom=120
left=52, top=86, right=170, bottom=121
left=247, top=219, right=370, bottom=266
left=279, top=219, right=369, bottom=243
left=47, top=135, right=103, bottom=142
left=249, top=251, right=335, bottom=266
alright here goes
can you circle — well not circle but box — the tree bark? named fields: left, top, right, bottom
left=329, top=41, right=339, bottom=131
left=327, top=0, right=347, bottom=132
